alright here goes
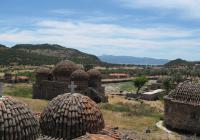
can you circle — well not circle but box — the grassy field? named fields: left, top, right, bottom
left=100, top=96, right=163, bottom=131
left=4, top=83, right=33, bottom=98
left=119, top=81, right=137, bottom=92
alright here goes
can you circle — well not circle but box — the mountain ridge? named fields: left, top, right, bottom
left=99, top=55, right=170, bottom=65
left=164, top=58, right=194, bottom=67
left=0, top=44, right=102, bottom=66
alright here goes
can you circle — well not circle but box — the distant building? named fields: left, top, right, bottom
left=141, top=89, right=164, bottom=101
left=147, top=80, right=163, bottom=90
left=33, top=60, right=108, bottom=103
left=109, top=73, right=129, bottom=79
left=164, top=81, right=200, bottom=134
left=4, top=72, right=29, bottom=83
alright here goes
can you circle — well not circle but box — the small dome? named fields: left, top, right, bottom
left=71, top=70, right=89, bottom=81
left=53, top=60, right=78, bottom=77
left=165, top=81, right=200, bottom=105
left=40, top=93, right=105, bottom=139
left=87, top=69, right=101, bottom=79
left=36, top=66, right=51, bottom=76
left=0, top=96, right=39, bottom=140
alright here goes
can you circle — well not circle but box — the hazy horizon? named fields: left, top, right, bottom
left=1, top=0, right=200, bottom=61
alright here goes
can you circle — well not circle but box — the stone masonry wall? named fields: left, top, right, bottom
left=33, top=80, right=69, bottom=100
left=164, top=98, right=200, bottom=134
left=74, top=80, right=88, bottom=92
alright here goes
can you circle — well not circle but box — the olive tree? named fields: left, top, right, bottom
left=133, top=76, right=148, bottom=95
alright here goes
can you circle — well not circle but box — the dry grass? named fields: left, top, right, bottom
left=101, top=95, right=184, bottom=140
left=101, top=95, right=163, bottom=131
left=15, top=96, right=48, bottom=112
left=102, top=110, right=158, bottom=131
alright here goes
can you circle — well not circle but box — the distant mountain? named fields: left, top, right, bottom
left=99, top=55, right=169, bottom=65
left=0, top=44, right=7, bottom=49
left=164, top=59, right=194, bottom=67
left=0, top=44, right=102, bottom=66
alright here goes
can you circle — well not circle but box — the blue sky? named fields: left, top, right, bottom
left=1, top=0, right=200, bottom=60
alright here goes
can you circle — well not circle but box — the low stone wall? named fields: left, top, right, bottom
left=102, top=78, right=133, bottom=84
left=164, top=98, right=200, bottom=134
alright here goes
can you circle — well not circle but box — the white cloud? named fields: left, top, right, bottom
left=118, top=0, right=200, bottom=18
left=49, top=9, right=77, bottom=16
left=0, top=19, right=200, bottom=59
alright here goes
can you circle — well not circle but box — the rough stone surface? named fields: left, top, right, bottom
left=71, top=70, right=89, bottom=81
left=87, top=69, right=101, bottom=79
left=40, top=93, right=105, bottom=139
left=166, top=81, right=200, bottom=105
left=53, top=60, right=78, bottom=81
left=36, top=66, right=51, bottom=77
left=35, top=67, right=52, bottom=82
left=0, top=96, right=39, bottom=140
left=164, top=81, right=200, bottom=134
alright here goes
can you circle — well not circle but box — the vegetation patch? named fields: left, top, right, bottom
left=15, top=97, right=48, bottom=112
left=119, top=82, right=137, bottom=92
left=4, top=84, right=33, bottom=98
left=16, top=71, right=35, bottom=81
left=100, top=101, right=163, bottom=120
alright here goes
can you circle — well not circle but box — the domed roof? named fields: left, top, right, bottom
left=87, top=69, right=101, bottom=79
left=0, top=96, right=39, bottom=140
left=40, top=93, right=105, bottom=139
left=53, top=60, right=78, bottom=77
left=36, top=66, right=51, bottom=76
left=165, top=81, right=200, bottom=105
left=71, top=70, right=89, bottom=81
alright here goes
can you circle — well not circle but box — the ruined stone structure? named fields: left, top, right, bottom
left=0, top=96, right=39, bottom=140
left=33, top=60, right=107, bottom=103
left=164, top=81, right=200, bottom=134
left=71, top=70, right=89, bottom=92
left=4, top=72, right=30, bottom=83
left=40, top=93, right=105, bottom=139
left=4, top=72, right=13, bottom=83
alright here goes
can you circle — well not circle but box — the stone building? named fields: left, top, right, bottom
left=71, top=69, right=89, bottom=92
left=40, top=93, right=105, bottom=139
left=4, top=72, right=13, bottom=83
left=0, top=96, right=39, bottom=140
left=164, top=81, right=200, bottom=134
left=33, top=60, right=107, bottom=103
left=4, top=72, right=30, bottom=83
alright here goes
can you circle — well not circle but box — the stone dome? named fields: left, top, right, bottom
left=87, top=69, right=101, bottom=79
left=53, top=60, right=78, bottom=77
left=40, top=93, right=105, bottom=139
left=0, top=96, right=39, bottom=140
left=165, top=81, right=200, bottom=105
left=71, top=70, right=89, bottom=81
left=36, top=66, right=51, bottom=76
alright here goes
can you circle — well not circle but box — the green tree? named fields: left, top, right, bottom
left=163, top=78, right=172, bottom=94
left=84, top=64, right=93, bottom=71
left=133, top=76, right=148, bottom=95
left=172, top=72, right=184, bottom=84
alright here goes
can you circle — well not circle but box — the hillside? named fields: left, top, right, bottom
left=0, top=48, right=61, bottom=65
left=99, top=55, right=169, bottom=65
left=0, top=44, right=102, bottom=66
left=0, top=44, right=7, bottom=49
left=164, top=58, right=194, bottom=67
